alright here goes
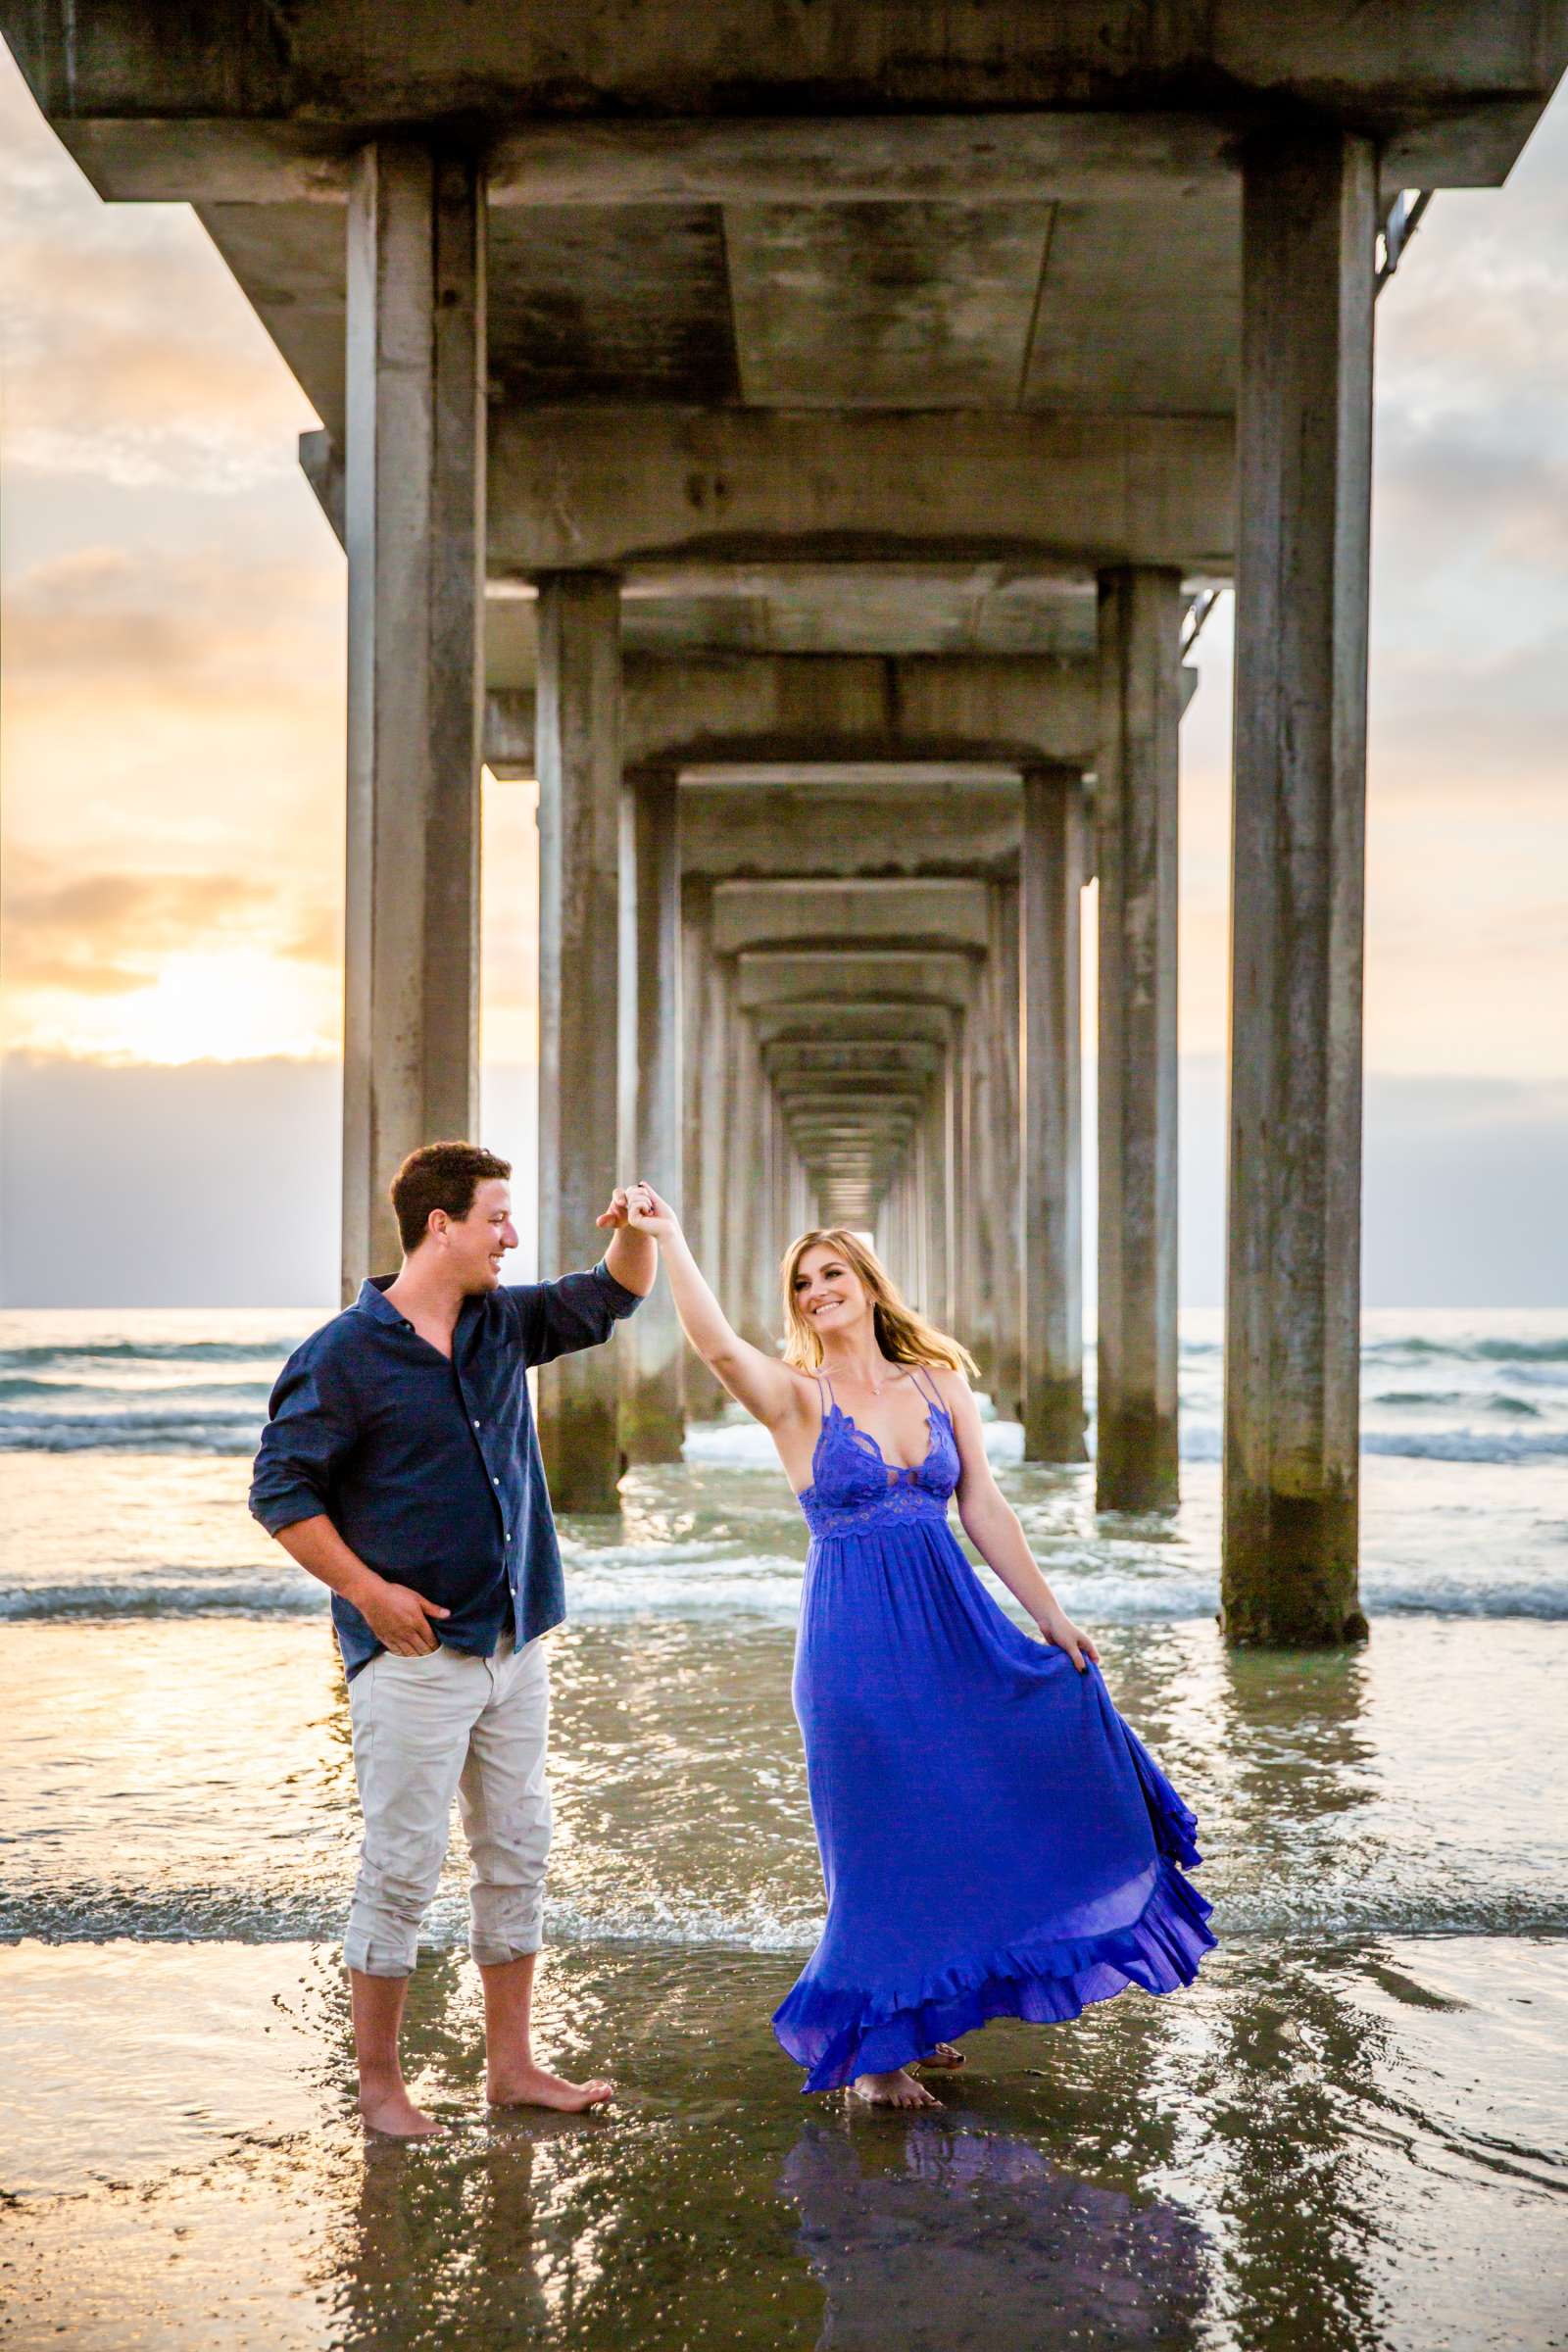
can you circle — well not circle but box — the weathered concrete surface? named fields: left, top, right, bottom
left=1222, top=125, right=1375, bottom=1647
left=711, top=877, right=991, bottom=956
left=17, top=6, right=1561, bottom=192
left=620, top=773, right=685, bottom=1462
left=1096, top=566, right=1182, bottom=1512
left=487, top=410, right=1235, bottom=575
left=535, top=572, right=626, bottom=1511
left=340, top=143, right=484, bottom=1295
left=486, top=654, right=1100, bottom=775
left=1020, top=768, right=1088, bottom=1462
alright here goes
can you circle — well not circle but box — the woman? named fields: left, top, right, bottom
left=625, top=1185, right=1214, bottom=2107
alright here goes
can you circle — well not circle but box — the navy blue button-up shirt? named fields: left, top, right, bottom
left=249, top=1260, right=640, bottom=1678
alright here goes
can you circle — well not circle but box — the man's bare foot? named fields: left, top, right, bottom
left=850, top=2067, right=941, bottom=2109
left=912, top=2041, right=966, bottom=2072
left=487, top=2064, right=614, bottom=2114
left=359, top=2080, right=443, bottom=2139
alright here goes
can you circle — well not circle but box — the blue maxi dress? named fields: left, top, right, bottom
left=771, top=1369, right=1215, bottom=2092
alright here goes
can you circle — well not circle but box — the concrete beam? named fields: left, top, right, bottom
left=535, top=570, right=626, bottom=1511
left=1222, top=123, right=1376, bottom=1646
left=487, top=658, right=1099, bottom=777
left=489, top=410, right=1235, bottom=575
left=340, top=142, right=485, bottom=1293
left=736, top=950, right=977, bottom=1011
left=711, top=877, right=991, bottom=956
left=750, top=1001, right=957, bottom=1048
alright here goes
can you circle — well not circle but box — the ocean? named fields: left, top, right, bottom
left=2, top=1305, right=1565, bottom=2349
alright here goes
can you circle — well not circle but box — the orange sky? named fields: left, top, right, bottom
left=1, top=43, right=1565, bottom=1092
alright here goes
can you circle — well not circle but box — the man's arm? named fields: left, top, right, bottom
left=249, top=1341, right=449, bottom=1656
left=507, top=1187, right=655, bottom=1366
left=271, top=1515, right=450, bottom=1657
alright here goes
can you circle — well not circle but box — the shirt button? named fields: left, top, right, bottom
left=473, top=1419, right=482, bottom=1429
left=493, top=1475, right=501, bottom=1486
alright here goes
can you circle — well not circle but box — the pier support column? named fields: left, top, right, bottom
left=1021, top=766, right=1089, bottom=1461
left=1096, top=565, right=1183, bottom=1509
left=342, top=141, right=485, bottom=1294
left=536, top=570, right=624, bottom=1511
left=1223, top=122, right=1377, bottom=1645
left=682, top=879, right=729, bottom=1419
left=621, top=770, right=684, bottom=1462
left=992, top=879, right=1025, bottom=1425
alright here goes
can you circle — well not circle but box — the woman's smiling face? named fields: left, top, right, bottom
left=792, top=1244, right=869, bottom=1337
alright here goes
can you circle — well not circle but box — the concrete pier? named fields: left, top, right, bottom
left=1021, top=767, right=1089, bottom=1461
left=1096, top=567, right=1183, bottom=1511
left=535, top=571, right=625, bottom=1510
left=341, top=142, right=485, bottom=1293
left=10, top=1, right=1559, bottom=1631
left=1222, top=125, right=1377, bottom=1645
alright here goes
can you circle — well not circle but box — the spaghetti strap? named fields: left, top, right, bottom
left=814, top=1371, right=834, bottom=1422
left=909, top=1364, right=945, bottom=1412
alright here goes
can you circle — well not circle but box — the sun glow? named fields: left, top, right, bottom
left=12, top=949, right=340, bottom=1065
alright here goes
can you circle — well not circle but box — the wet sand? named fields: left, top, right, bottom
left=4, top=1600, right=1566, bottom=2349
left=2, top=1932, right=1564, bottom=2350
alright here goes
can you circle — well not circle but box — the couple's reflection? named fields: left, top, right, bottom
left=779, top=2113, right=1207, bottom=2351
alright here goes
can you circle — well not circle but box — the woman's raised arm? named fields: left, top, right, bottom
left=625, top=1184, right=804, bottom=1430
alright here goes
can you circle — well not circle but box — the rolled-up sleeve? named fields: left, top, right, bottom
left=509, top=1258, right=642, bottom=1368
left=250, top=1341, right=359, bottom=1536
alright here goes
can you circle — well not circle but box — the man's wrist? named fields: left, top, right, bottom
left=339, top=1562, right=385, bottom=1612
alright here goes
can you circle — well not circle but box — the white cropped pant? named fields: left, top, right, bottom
left=343, top=1632, right=551, bottom=1978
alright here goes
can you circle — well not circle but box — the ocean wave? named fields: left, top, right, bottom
left=5, top=1884, right=1564, bottom=1955
left=0, top=1338, right=300, bottom=1369
left=0, top=1580, right=319, bottom=1621
left=0, top=1407, right=264, bottom=1453
left=1362, top=1334, right=1568, bottom=1367
left=8, top=1567, right=1564, bottom=1624
left=1176, top=1421, right=1568, bottom=1466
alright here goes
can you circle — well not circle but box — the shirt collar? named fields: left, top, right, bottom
left=353, top=1275, right=484, bottom=1339
left=354, top=1277, right=407, bottom=1326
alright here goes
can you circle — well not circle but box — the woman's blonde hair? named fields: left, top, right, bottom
left=778, top=1228, right=979, bottom=1378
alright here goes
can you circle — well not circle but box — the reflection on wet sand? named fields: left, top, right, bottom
left=780, top=2119, right=1208, bottom=2350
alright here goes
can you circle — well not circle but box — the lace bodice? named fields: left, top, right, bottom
left=796, top=1373, right=960, bottom=1540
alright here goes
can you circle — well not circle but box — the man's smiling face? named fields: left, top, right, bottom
left=440, top=1177, right=517, bottom=1294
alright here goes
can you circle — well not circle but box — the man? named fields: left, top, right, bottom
left=250, top=1141, right=654, bottom=2137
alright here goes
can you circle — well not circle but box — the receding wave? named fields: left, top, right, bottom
left=1177, top=1421, right=1568, bottom=1466
left=0, top=1579, right=318, bottom=1621
left=0, top=1406, right=265, bottom=1453
left=8, top=1563, right=1564, bottom=1624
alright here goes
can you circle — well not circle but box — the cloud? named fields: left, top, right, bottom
left=1, top=850, right=335, bottom=1004
left=3, top=542, right=342, bottom=701
left=0, top=46, right=317, bottom=491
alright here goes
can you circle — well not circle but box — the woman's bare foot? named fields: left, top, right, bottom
left=487, top=2063, right=614, bottom=2114
left=359, top=2079, right=444, bottom=2139
left=850, top=2067, right=941, bottom=2109
left=912, top=2041, right=966, bottom=2072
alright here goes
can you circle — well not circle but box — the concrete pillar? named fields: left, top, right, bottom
left=682, top=879, right=729, bottom=1419
left=342, top=141, right=484, bottom=1294
left=991, top=881, right=1025, bottom=1424
left=1096, top=564, right=1182, bottom=1510
left=620, top=770, right=684, bottom=1462
left=1223, top=122, right=1377, bottom=1646
left=536, top=570, right=624, bottom=1511
left=726, top=1001, right=769, bottom=1348
left=1021, top=766, right=1089, bottom=1461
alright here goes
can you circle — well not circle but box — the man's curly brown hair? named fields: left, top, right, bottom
left=389, top=1142, right=512, bottom=1257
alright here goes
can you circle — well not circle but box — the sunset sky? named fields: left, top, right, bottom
left=1, top=43, right=1565, bottom=1304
